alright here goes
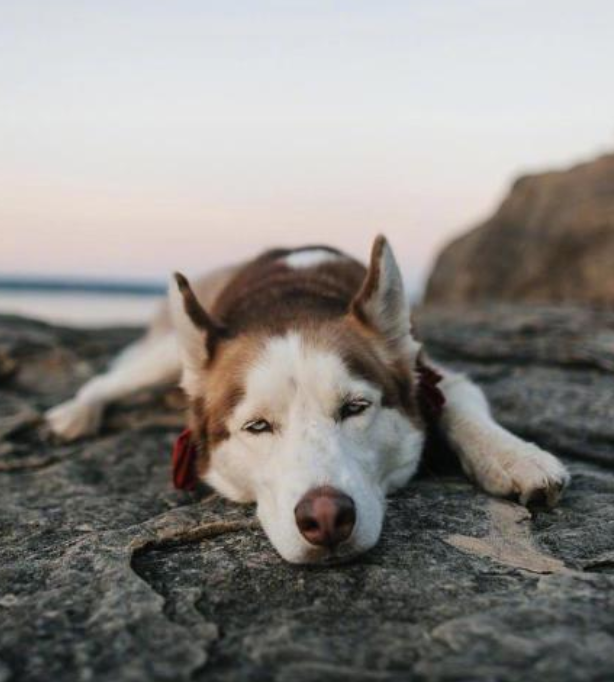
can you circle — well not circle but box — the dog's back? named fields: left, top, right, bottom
left=147, top=246, right=365, bottom=341
left=209, top=246, right=366, bottom=336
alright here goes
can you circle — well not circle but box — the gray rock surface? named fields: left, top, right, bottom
left=1, top=309, right=613, bottom=682
left=424, top=153, right=614, bottom=306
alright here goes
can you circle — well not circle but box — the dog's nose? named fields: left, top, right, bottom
left=294, top=486, right=356, bottom=547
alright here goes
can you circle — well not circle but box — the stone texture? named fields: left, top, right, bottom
left=1, top=309, right=614, bottom=682
left=424, top=153, right=614, bottom=306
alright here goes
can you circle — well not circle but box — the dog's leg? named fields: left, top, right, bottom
left=45, top=263, right=241, bottom=442
left=436, top=366, right=570, bottom=507
left=45, top=332, right=180, bottom=441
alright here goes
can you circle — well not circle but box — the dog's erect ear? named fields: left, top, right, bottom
left=170, top=272, right=225, bottom=396
left=350, top=235, right=412, bottom=354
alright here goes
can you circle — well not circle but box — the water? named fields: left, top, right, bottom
left=0, top=291, right=163, bottom=328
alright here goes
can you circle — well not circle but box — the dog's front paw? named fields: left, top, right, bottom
left=466, top=430, right=570, bottom=508
left=45, top=399, right=103, bottom=441
left=503, top=440, right=570, bottom=507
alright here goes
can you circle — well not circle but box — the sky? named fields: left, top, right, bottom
left=1, top=0, right=613, bottom=292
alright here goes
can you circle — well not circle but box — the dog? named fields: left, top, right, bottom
left=46, top=236, right=570, bottom=564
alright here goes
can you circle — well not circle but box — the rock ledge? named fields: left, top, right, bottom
left=1, top=309, right=613, bottom=682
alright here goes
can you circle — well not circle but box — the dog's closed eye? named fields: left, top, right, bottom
left=242, top=418, right=273, bottom=435
left=339, top=398, right=372, bottom=420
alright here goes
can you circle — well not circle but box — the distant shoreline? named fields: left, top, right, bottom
left=0, top=277, right=166, bottom=296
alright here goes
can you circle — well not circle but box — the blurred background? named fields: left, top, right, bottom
left=2, top=0, right=613, bottom=326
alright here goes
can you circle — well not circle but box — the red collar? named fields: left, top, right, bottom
left=416, top=359, right=446, bottom=421
left=171, top=429, right=199, bottom=490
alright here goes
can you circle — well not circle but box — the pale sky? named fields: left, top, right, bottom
left=1, top=0, right=613, bottom=291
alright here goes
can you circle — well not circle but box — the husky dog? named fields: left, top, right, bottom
left=46, top=237, right=569, bottom=564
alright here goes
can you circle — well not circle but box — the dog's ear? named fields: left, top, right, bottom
left=350, top=235, right=412, bottom=355
left=170, top=272, right=226, bottom=397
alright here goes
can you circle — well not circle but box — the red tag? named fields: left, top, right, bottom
left=172, top=429, right=199, bottom=491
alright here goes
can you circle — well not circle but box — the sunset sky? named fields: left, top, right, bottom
left=2, top=0, right=613, bottom=292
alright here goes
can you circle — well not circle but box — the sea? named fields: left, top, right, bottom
left=0, top=278, right=166, bottom=328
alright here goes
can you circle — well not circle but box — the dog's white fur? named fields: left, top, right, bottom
left=282, top=248, right=343, bottom=269
left=206, top=332, right=424, bottom=562
left=46, top=239, right=570, bottom=564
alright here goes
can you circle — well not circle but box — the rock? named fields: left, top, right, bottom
left=0, top=395, right=39, bottom=441
left=424, top=153, right=614, bottom=306
left=1, top=311, right=613, bottom=682
left=415, top=305, right=614, bottom=469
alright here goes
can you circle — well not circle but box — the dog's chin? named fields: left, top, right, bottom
left=262, top=513, right=383, bottom=566
left=286, top=543, right=368, bottom=566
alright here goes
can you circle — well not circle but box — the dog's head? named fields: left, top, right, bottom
left=171, top=236, right=426, bottom=563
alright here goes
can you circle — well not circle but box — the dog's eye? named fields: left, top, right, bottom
left=242, top=419, right=273, bottom=435
left=339, top=398, right=372, bottom=420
